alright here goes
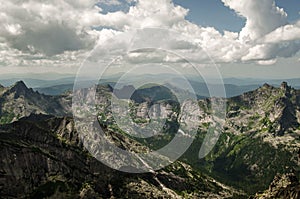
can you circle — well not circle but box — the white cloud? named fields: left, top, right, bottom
left=0, top=0, right=299, bottom=70
left=73, top=0, right=300, bottom=64
left=81, top=0, right=188, bottom=29
left=4, top=24, right=23, bottom=36
left=264, top=23, right=300, bottom=43
left=0, top=0, right=99, bottom=56
left=221, top=0, right=288, bottom=42
left=257, top=59, right=277, bottom=65
left=98, top=0, right=122, bottom=6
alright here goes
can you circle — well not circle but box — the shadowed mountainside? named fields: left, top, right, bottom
left=0, top=115, right=241, bottom=198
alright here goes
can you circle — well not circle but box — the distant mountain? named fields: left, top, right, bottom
left=4, top=74, right=299, bottom=97
left=185, top=80, right=260, bottom=98
left=0, top=77, right=75, bottom=88
left=35, top=83, right=74, bottom=95
left=223, top=77, right=300, bottom=88
left=34, top=80, right=261, bottom=98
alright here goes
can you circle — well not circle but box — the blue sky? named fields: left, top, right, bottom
left=174, top=0, right=246, bottom=32
left=99, top=0, right=300, bottom=32
left=173, top=0, right=300, bottom=32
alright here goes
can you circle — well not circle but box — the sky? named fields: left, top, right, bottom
left=0, top=0, right=299, bottom=79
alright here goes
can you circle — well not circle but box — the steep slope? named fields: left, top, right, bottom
left=196, top=82, right=300, bottom=194
left=0, top=115, right=241, bottom=198
left=0, top=81, right=71, bottom=124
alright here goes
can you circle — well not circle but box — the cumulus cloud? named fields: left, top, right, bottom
left=264, top=23, right=300, bottom=43
left=81, top=0, right=188, bottom=29
left=0, top=0, right=299, bottom=69
left=0, top=0, right=99, bottom=56
left=221, top=0, right=288, bottom=42
left=217, top=0, right=299, bottom=63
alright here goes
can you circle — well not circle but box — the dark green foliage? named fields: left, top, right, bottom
left=182, top=132, right=299, bottom=194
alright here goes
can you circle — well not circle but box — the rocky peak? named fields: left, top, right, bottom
left=281, top=81, right=289, bottom=90
left=275, top=83, right=299, bottom=135
left=262, top=83, right=273, bottom=89
left=276, top=100, right=299, bottom=135
left=9, top=80, right=31, bottom=96
left=0, top=84, right=5, bottom=95
left=12, top=80, right=28, bottom=89
left=281, top=81, right=292, bottom=98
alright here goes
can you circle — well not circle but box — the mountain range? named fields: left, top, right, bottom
left=1, top=75, right=300, bottom=97
left=0, top=80, right=299, bottom=198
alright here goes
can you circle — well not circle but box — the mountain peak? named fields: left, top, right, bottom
left=262, top=83, right=273, bottom=89
left=9, top=81, right=30, bottom=96
left=13, top=81, right=28, bottom=89
left=280, top=81, right=291, bottom=91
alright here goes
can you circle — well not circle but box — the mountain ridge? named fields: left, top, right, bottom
left=1, top=80, right=300, bottom=197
